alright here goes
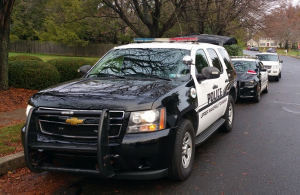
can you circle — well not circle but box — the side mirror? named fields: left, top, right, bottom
left=201, top=67, right=220, bottom=79
left=78, top=65, right=92, bottom=76
left=279, top=60, right=283, bottom=63
left=183, top=55, right=193, bottom=65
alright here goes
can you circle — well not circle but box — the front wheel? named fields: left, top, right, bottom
left=168, top=119, right=195, bottom=181
left=254, top=83, right=261, bottom=103
left=221, top=95, right=234, bottom=132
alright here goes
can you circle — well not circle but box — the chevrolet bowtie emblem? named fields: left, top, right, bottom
left=65, top=117, right=84, bottom=125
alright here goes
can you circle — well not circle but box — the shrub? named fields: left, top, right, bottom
left=224, top=45, right=243, bottom=56
left=9, top=60, right=60, bottom=90
left=9, top=55, right=43, bottom=62
left=47, top=58, right=93, bottom=82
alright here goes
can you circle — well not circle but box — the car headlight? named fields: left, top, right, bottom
left=245, top=80, right=255, bottom=85
left=127, top=108, right=166, bottom=133
left=272, top=65, right=279, bottom=69
left=26, top=104, right=34, bottom=116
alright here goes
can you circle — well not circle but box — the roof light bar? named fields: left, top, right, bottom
left=133, top=37, right=199, bottom=43
left=231, top=56, right=258, bottom=59
left=169, top=37, right=198, bottom=42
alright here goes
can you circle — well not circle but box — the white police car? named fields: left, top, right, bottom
left=22, top=36, right=237, bottom=181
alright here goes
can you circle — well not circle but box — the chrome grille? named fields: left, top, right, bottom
left=37, top=109, right=124, bottom=139
left=264, top=65, right=272, bottom=69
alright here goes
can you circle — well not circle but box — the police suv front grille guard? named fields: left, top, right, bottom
left=37, top=108, right=124, bottom=139
left=24, top=108, right=115, bottom=178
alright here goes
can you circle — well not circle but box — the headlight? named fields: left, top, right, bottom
left=127, top=108, right=166, bottom=133
left=245, top=80, right=255, bottom=85
left=26, top=104, right=34, bottom=116
left=272, top=65, right=279, bottom=69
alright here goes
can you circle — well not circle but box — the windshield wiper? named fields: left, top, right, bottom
left=88, top=73, right=125, bottom=79
left=127, top=73, right=171, bottom=81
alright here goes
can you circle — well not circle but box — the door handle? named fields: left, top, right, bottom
left=213, top=85, right=218, bottom=89
left=225, top=79, right=229, bottom=83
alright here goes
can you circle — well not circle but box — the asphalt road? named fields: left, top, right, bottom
left=51, top=51, right=300, bottom=194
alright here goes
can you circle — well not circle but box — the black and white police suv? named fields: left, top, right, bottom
left=22, top=37, right=237, bottom=181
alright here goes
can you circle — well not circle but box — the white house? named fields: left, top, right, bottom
left=258, top=38, right=279, bottom=48
left=247, top=39, right=259, bottom=47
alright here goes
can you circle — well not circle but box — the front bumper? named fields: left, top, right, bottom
left=22, top=108, right=175, bottom=180
left=237, top=82, right=258, bottom=98
left=267, top=69, right=280, bottom=76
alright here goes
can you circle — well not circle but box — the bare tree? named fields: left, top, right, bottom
left=183, top=0, right=280, bottom=36
left=101, top=0, right=188, bottom=38
left=262, top=2, right=300, bottom=49
left=0, top=0, right=16, bottom=90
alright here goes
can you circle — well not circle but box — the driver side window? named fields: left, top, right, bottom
left=195, top=49, right=209, bottom=74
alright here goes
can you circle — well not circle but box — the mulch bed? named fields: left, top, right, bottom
left=0, top=87, right=38, bottom=113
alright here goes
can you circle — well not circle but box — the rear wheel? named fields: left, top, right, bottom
left=168, top=119, right=195, bottom=181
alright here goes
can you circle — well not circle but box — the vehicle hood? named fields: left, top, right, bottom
left=236, top=72, right=258, bottom=82
left=29, top=78, right=185, bottom=111
left=261, top=61, right=279, bottom=66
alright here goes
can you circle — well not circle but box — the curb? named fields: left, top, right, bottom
left=0, top=151, right=26, bottom=175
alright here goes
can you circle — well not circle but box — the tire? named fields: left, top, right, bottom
left=221, top=95, right=234, bottom=132
left=168, top=118, right=195, bottom=181
left=254, top=83, right=261, bottom=102
left=279, top=72, right=281, bottom=78
left=263, top=81, right=269, bottom=93
left=275, top=76, right=279, bottom=82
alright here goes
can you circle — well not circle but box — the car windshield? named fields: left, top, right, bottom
left=88, top=48, right=190, bottom=80
left=232, top=61, right=257, bottom=73
left=256, top=54, right=278, bottom=61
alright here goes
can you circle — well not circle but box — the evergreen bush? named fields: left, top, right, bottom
left=47, top=58, right=93, bottom=82
left=224, top=45, right=243, bottom=56
left=9, top=55, right=43, bottom=62
left=9, top=60, right=60, bottom=90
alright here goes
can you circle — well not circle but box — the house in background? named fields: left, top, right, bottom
left=247, top=39, right=259, bottom=47
left=258, top=38, right=279, bottom=48
left=247, top=38, right=280, bottom=48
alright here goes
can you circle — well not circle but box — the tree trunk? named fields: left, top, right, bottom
left=0, top=21, right=10, bottom=90
left=0, top=0, right=16, bottom=91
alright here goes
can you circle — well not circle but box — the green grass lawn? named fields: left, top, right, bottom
left=0, top=123, right=25, bottom=156
left=9, top=52, right=100, bottom=63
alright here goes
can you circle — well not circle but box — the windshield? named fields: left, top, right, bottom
left=232, top=61, right=257, bottom=73
left=88, top=48, right=190, bottom=79
left=256, top=54, right=278, bottom=61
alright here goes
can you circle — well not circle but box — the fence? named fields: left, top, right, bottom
left=10, top=41, right=119, bottom=57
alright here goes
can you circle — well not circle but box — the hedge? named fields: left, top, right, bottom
left=47, top=58, right=93, bottom=82
left=9, top=55, right=43, bottom=62
left=9, top=60, right=60, bottom=90
left=224, top=45, right=243, bottom=56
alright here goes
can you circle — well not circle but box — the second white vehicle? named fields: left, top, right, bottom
left=256, top=53, right=282, bottom=81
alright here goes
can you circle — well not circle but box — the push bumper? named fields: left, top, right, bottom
left=22, top=108, right=173, bottom=180
left=237, top=83, right=257, bottom=98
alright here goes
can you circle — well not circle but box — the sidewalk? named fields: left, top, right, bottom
left=0, top=108, right=27, bottom=175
